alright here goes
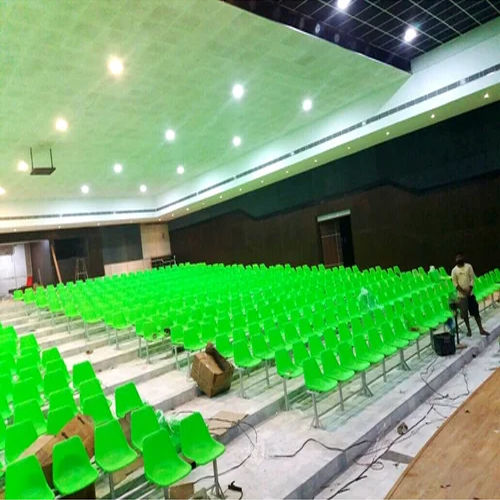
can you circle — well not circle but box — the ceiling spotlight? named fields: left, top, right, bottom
left=171, top=213, right=175, bottom=217
left=239, top=188, right=242, bottom=191
left=186, top=208, right=190, bottom=211
left=176, top=165, right=185, bottom=175
left=431, top=113, right=435, bottom=119
left=347, top=146, right=351, bottom=150
left=260, top=180, right=264, bottom=184
left=140, top=184, right=147, bottom=193
left=484, top=92, right=489, bottom=99
left=55, top=117, right=68, bottom=132
left=232, top=83, right=245, bottom=100
left=232, top=136, right=242, bottom=147
left=386, top=131, right=390, bottom=136
left=17, top=160, right=29, bottom=172
left=302, top=98, right=313, bottom=112
left=314, top=159, right=318, bottom=163
left=404, top=26, right=417, bottom=43
left=219, top=195, right=223, bottom=199
left=0, top=186, right=5, bottom=195
left=337, top=0, right=351, bottom=10
left=285, top=170, right=289, bottom=173
left=81, top=184, right=89, bottom=194
left=58, top=225, right=61, bottom=229
left=113, top=163, right=123, bottom=174
left=108, top=56, right=123, bottom=76
left=165, top=129, right=176, bottom=141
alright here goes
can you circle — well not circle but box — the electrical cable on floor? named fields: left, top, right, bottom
left=269, top=437, right=373, bottom=459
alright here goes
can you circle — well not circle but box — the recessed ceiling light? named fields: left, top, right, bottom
left=13, top=228, right=17, bottom=232
left=171, top=213, right=175, bottom=217
left=314, top=159, right=318, bottom=163
left=431, top=113, right=435, bottom=119
left=232, top=136, right=242, bottom=147
left=260, top=180, right=264, bottom=184
left=239, top=188, right=242, bottom=191
left=386, top=131, right=390, bottom=136
left=302, top=98, right=313, bottom=112
left=108, top=56, right=123, bottom=76
left=97, top=223, right=101, bottom=226
left=113, top=163, right=123, bottom=174
left=219, top=195, right=223, bottom=199
left=140, top=184, right=147, bottom=193
left=285, top=170, right=289, bottom=173
left=17, top=160, right=29, bottom=172
left=176, top=165, right=185, bottom=174
left=186, top=208, right=190, bottom=211
left=58, top=225, right=61, bottom=229
left=404, top=26, right=417, bottom=43
left=483, top=92, right=489, bottom=99
left=81, top=184, right=89, bottom=194
left=0, top=186, right=5, bottom=195
left=232, top=83, right=245, bottom=100
left=55, top=117, right=68, bottom=132
left=165, top=129, right=176, bottom=141
left=347, top=146, right=351, bottom=150
left=337, top=0, right=351, bottom=10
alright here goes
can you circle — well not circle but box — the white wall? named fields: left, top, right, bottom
left=140, top=223, right=171, bottom=259
left=104, top=259, right=152, bottom=277
left=0, top=244, right=28, bottom=296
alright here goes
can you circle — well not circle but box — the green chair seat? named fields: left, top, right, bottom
left=303, top=358, right=338, bottom=392
left=131, top=405, right=160, bottom=452
left=320, top=349, right=355, bottom=382
left=95, top=419, right=138, bottom=472
left=82, top=394, right=114, bottom=426
left=338, top=342, right=370, bottom=372
left=52, top=436, right=98, bottom=496
left=14, top=399, right=47, bottom=436
left=275, top=349, right=303, bottom=378
left=233, top=340, right=261, bottom=369
left=5, top=420, right=38, bottom=463
left=47, top=405, right=77, bottom=435
left=115, top=382, right=143, bottom=419
left=5, top=454, right=55, bottom=500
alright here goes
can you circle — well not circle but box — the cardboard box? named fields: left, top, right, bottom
left=191, top=344, right=234, bottom=397
left=20, top=414, right=95, bottom=488
left=169, top=482, right=195, bottom=499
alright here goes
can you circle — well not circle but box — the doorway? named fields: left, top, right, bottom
left=317, top=210, right=354, bottom=268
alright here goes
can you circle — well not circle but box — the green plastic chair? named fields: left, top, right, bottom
left=82, top=393, right=114, bottom=426
left=275, top=349, right=302, bottom=410
left=72, top=361, right=97, bottom=390
left=320, top=349, right=355, bottom=382
left=308, top=335, right=325, bottom=359
left=292, top=341, right=310, bottom=367
left=15, top=352, right=40, bottom=374
left=45, top=358, right=71, bottom=381
left=49, top=387, right=78, bottom=414
left=79, top=378, right=107, bottom=406
left=12, top=378, right=42, bottom=406
left=95, top=419, right=138, bottom=497
left=0, top=392, right=13, bottom=420
left=18, top=366, right=43, bottom=391
left=5, top=420, right=38, bottom=463
left=115, top=382, right=143, bottom=418
left=233, top=340, right=261, bottom=398
left=14, top=399, right=47, bottom=436
left=43, top=369, right=69, bottom=399
left=19, top=333, right=40, bottom=353
left=143, top=429, right=191, bottom=490
left=338, top=342, right=373, bottom=397
left=367, top=329, right=397, bottom=357
left=180, top=412, right=225, bottom=497
left=215, top=333, right=233, bottom=358
left=41, top=347, right=62, bottom=368
left=52, top=436, right=98, bottom=496
left=47, top=404, right=77, bottom=435
left=303, top=358, right=338, bottom=427
left=323, top=327, right=340, bottom=352
left=5, top=454, right=55, bottom=500
left=131, top=404, right=161, bottom=452
left=267, top=327, right=291, bottom=352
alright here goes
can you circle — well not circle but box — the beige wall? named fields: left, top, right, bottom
left=140, top=223, right=170, bottom=259
left=104, top=258, right=152, bottom=276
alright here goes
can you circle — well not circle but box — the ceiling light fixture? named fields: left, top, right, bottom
left=113, top=163, right=123, bottom=174
left=219, top=195, right=223, bottom=199
left=0, top=186, right=6, bottom=195
left=17, top=160, right=29, bottom=172
left=386, top=131, right=390, bottom=136
left=108, top=56, right=123, bottom=76
left=302, top=98, right=313, bottom=112
left=140, top=184, right=147, bottom=193
left=176, top=165, right=185, bottom=174
left=165, top=129, right=176, bottom=141
left=431, top=113, right=435, bottom=119
left=186, top=208, right=190, bottom=211
left=347, top=146, right=351, bottom=150
left=285, top=170, right=289, bottom=173
left=483, top=92, right=489, bottom=99
left=81, top=184, right=89, bottom=194
left=232, top=136, right=242, bottom=147
left=55, top=117, right=68, bottom=132
left=260, top=180, right=264, bottom=184
left=239, top=188, right=242, bottom=191
left=337, top=0, right=351, bottom=10
left=314, top=159, right=318, bottom=163
left=232, top=83, right=245, bottom=100
left=404, top=26, right=417, bottom=43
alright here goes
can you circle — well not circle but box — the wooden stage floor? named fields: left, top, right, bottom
left=387, top=367, right=500, bottom=499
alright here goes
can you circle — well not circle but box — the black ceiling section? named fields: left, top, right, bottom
left=222, top=0, right=500, bottom=71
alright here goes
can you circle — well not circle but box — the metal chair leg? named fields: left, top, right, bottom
left=399, top=349, right=410, bottom=371
left=163, top=487, right=169, bottom=499
left=311, top=392, right=320, bottom=428
left=338, top=381, right=345, bottom=411
left=146, top=341, right=150, bottom=364
left=115, top=329, right=119, bottom=350
left=108, top=474, right=115, bottom=499
left=186, top=352, right=191, bottom=380
left=416, top=337, right=421, bottom=359
left=213, top=459, right=225, bottom=499
left=282, top=378, right=289, bottom=411
left=264, top=360, right=270, bottom=387
left=361, top=371, right=373, bottom=397
left=239, top=368, right=245, bottom=398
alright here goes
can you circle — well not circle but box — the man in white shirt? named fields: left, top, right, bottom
left=451, top=252, right=489, bottom=337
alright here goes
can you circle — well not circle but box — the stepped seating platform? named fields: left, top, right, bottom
left=0, top=263, right=499, bottom=499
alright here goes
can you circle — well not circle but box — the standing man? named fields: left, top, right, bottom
left=451, top=252, right=489, bottom=337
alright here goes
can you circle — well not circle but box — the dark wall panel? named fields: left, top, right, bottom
left=170, top=102, right=500, bottom=275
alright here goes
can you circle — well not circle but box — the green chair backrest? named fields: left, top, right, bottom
left=12, top=378, right=41, bottom=406
left=95, top=418, right=137, bottom=469
left=79, top=378, right=105, bottom=402
left=130, top=404, right=160, bottom=451
left=115, top=382, right=143, bottom=418
left=49, top=387, right=77, bottom=414
left=43, top=369, right=69, bottom=398
left=179, top=412, right=216, bottom=460
left=320, top=349, right=342, bottom=377
left=19, top=333, right=40, bottom=353
left=52, top=436, right=96, bottom=488
left=5, top=420, right=38, bottom=463
left=47, top=405, right=77, bottom=435
left=292, top=341, right=309, bottom=367
left=14, top=399, right=46, bottom=431
left=41, top=347, right=62, bottom=368
left=72, top=361, right=96, bottom=389
left=5, top=454, right=55, bottom=500
left=81, top=393, right=113, bottom=426
left=303, top=357, right=323, bottom=385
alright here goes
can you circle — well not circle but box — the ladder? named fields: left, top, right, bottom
left=75, top=258, right=88, bottom=281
